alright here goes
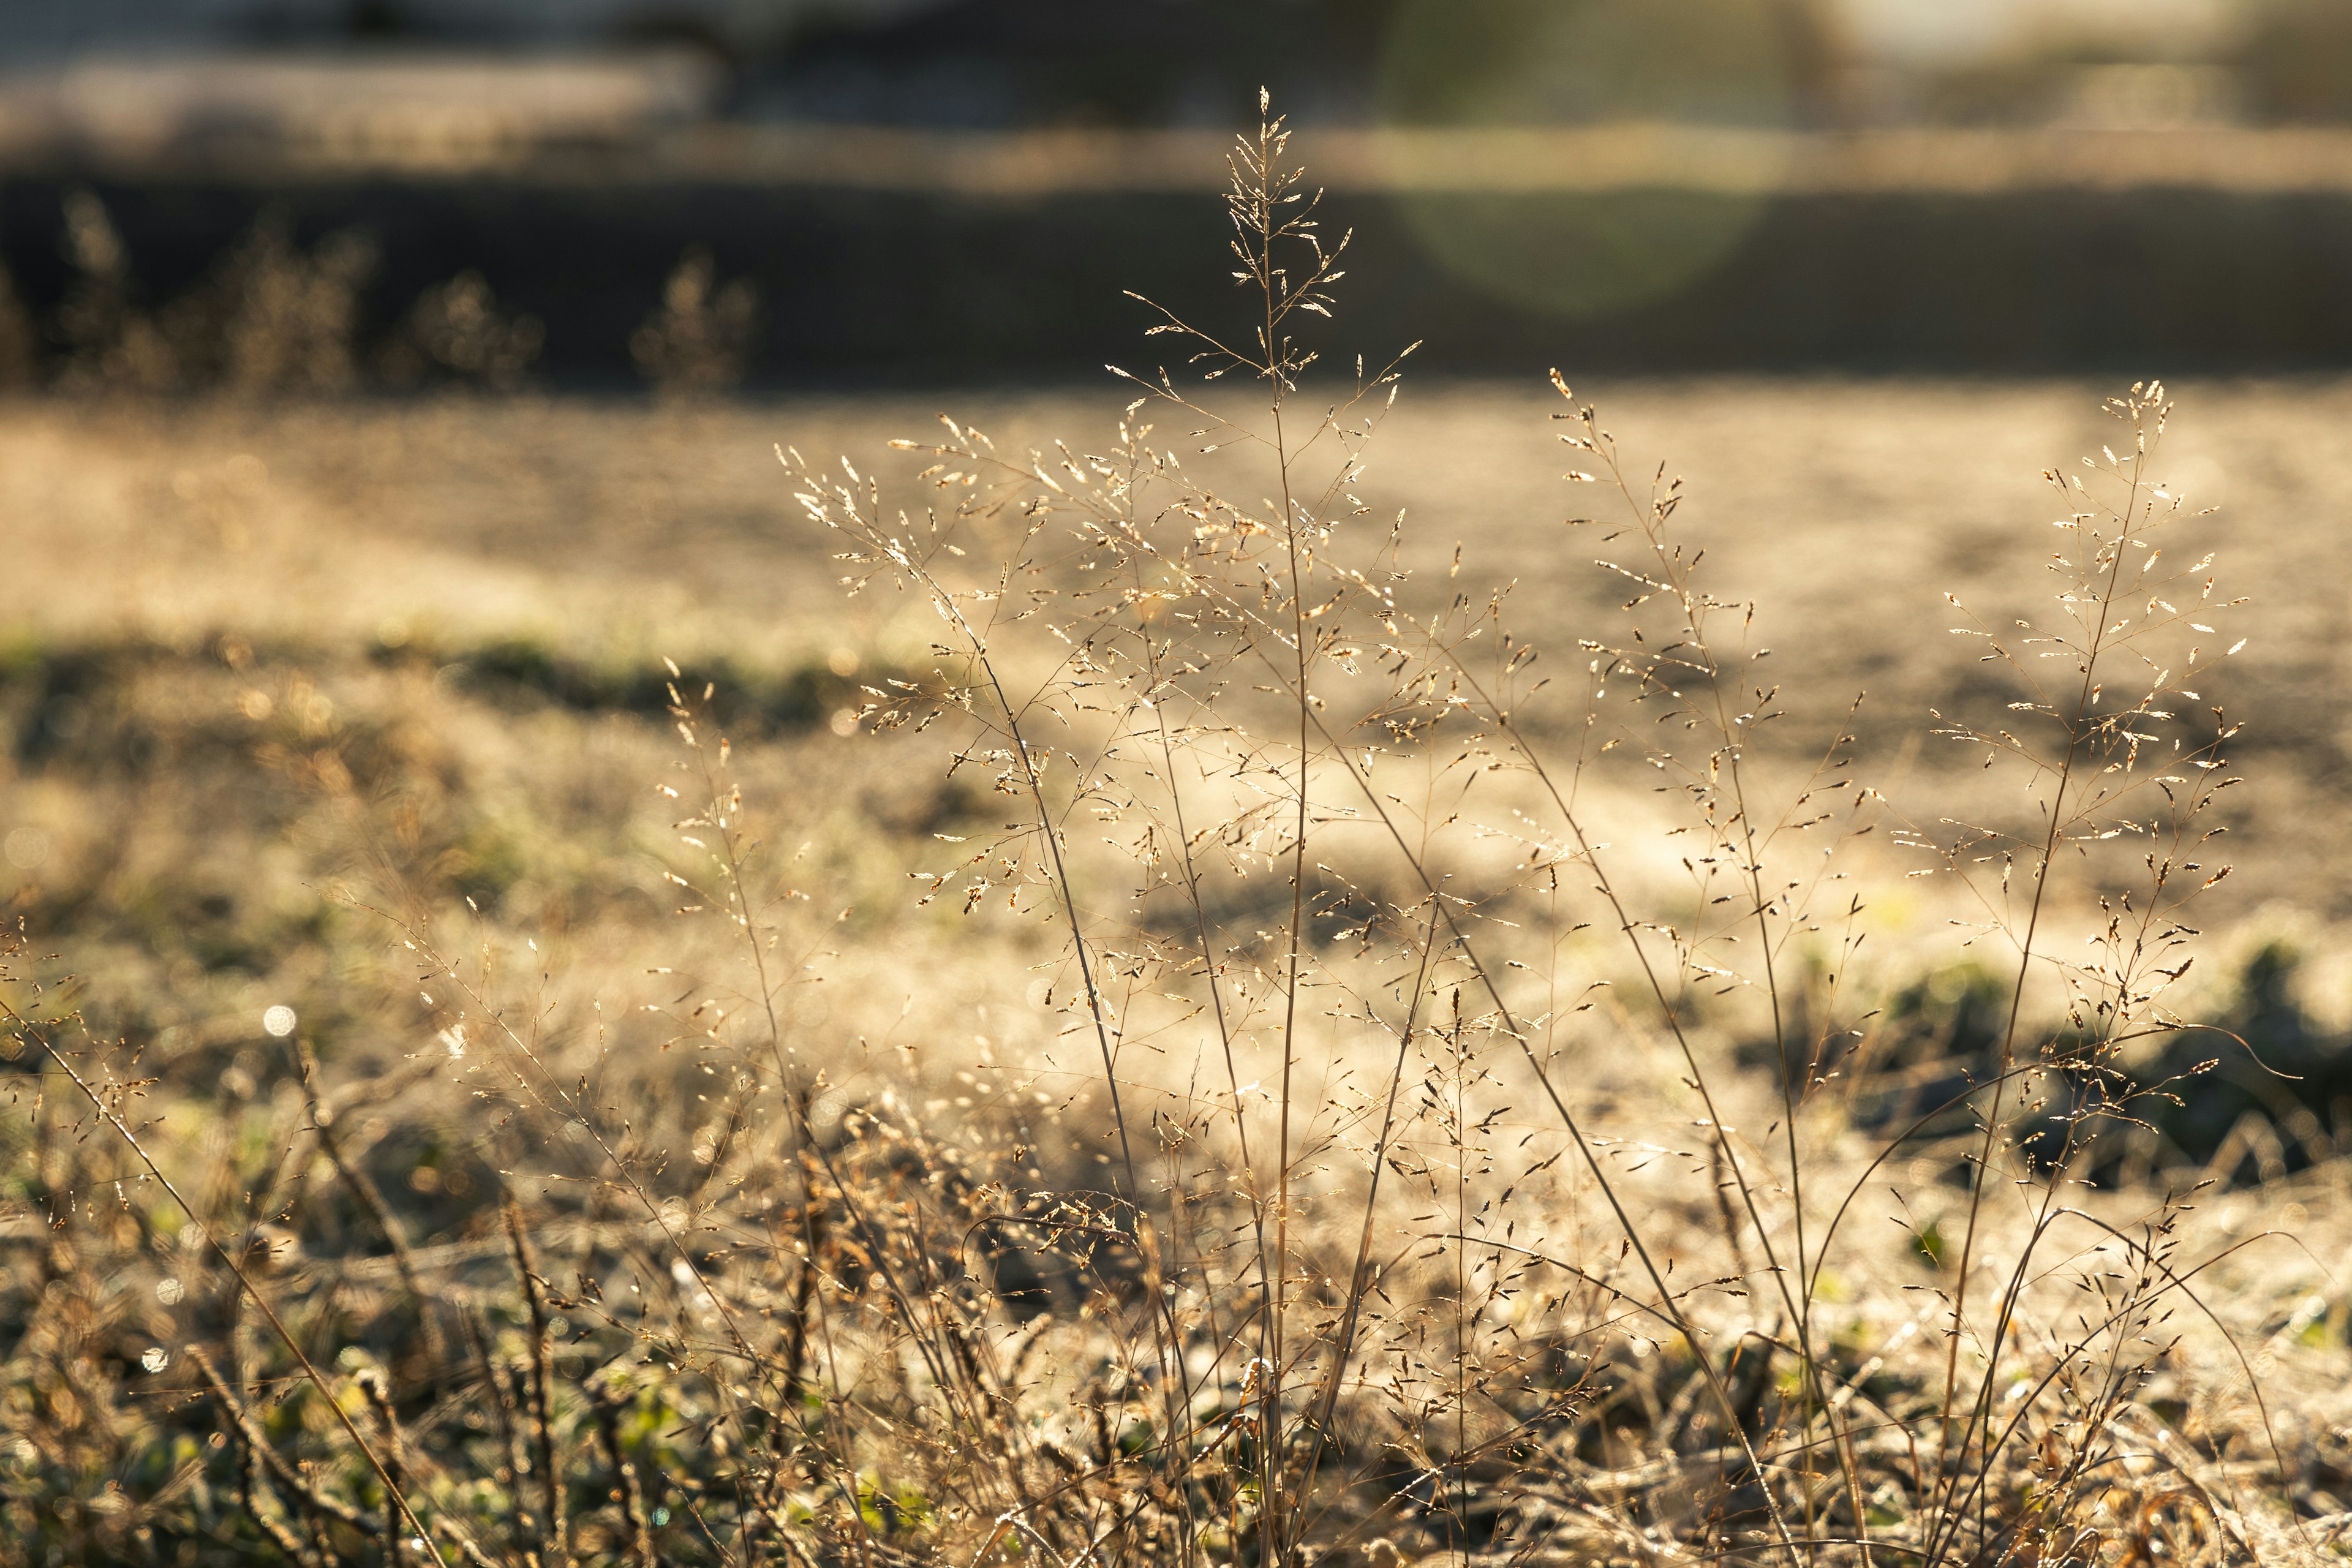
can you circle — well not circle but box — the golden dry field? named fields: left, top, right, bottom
left=6, top=365, right=2352, bottom=1567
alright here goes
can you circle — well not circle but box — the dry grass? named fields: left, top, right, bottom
left=4, top=107, right=2352, bottom=1568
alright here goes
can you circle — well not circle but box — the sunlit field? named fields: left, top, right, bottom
left=8, top=352, right=2352, bottom=1564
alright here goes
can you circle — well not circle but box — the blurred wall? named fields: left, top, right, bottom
left=6, top=0, right=2352, bottom=385
left=8, top=164, right=2352, bottom=386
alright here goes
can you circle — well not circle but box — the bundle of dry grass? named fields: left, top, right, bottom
left=1, top=98, right=2345, bottom=1568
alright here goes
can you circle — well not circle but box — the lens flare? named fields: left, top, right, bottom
left=1377, top=0, right=1796, bottom=319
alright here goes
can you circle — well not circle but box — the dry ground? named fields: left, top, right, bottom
left=10, top=372, right=2346, bottom=889
left=4, top=378, right=2352, bottom=1566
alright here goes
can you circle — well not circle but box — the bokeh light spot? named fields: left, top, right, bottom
left=1378, top=0, right=1796, bottom=319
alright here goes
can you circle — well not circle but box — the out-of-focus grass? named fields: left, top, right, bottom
left=9, top=379, right=2348, bottom=900
left=3, top=380, right=2352, bottom=1566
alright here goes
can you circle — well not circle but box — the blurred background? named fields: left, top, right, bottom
left=8, top=0, right=2352, bottom=1183
left=2, top=0, right=2351, bottom=381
